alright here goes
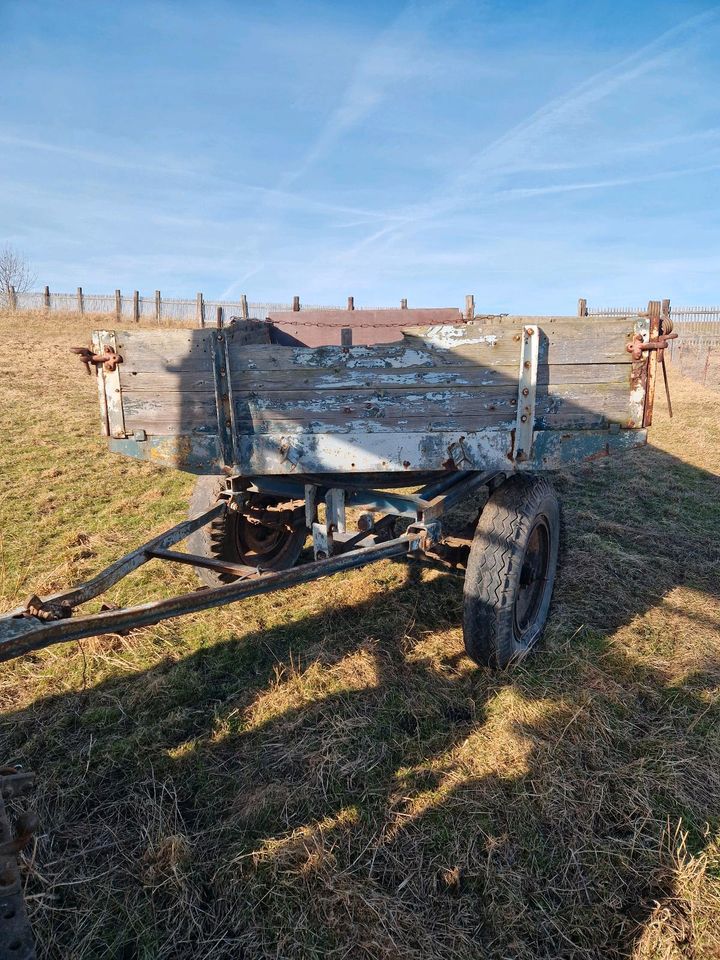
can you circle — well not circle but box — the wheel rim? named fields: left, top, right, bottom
left=513, top=516, right=551, bottom=642
left=232, top=498, right=299, bottom=565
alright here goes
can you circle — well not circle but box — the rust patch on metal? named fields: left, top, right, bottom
left=0, top=767, right=38, bottom=959
left=71, top=345, right=123, bottom=374
left=22, top=594, right=72, bottom=622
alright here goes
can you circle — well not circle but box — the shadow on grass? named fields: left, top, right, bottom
left=2, top=443, right=720, bottom=959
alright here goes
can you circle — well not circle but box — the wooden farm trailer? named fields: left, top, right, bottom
left=0, top=300, right=676, bottom=673
left=0, top=298, right=678, bottom=958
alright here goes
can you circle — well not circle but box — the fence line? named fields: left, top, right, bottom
left=10, top=289, right=421, bottom=323
left=586, top=304, right=720, bottom=342
left=8, top=289, right=720, bottom=338
left=8, top=288, right=478, bottom=323
left=587, top=301, right=720, bottom=389
left=11, top=288, right=351, bottom=323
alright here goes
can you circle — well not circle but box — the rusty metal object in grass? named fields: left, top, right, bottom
left=0, top=768, right=37, bottom=960
left=22, top=595, right=73, bottom=622
left=70, top=344, right=123, bottom=375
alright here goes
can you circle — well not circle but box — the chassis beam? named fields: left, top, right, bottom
left=0, top=471, right=497, bottom=663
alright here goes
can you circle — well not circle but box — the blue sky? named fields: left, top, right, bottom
left=1, top=0, right=719, bottom=312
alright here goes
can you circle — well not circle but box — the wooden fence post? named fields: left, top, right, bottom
left=347, top=296, right=354, bottom=311
left=196, top=292, right=205, bottom=327
left=133, top=290, right=140, bottom=323
left=155, top=290, right=161, bottom=322
left=464, top=294, right=474, bottom=320
left=115, top=289, right=122, bottom=322
left=9, top=285, right=17, bottom=311
left=577, top=298, right=588, bottom=317
left=77, top=286, right=84, bottom=315
left=241, top=294, right=248, bottom=320
left=44, top=285, right=50, bottom=311
left=400, top=298, right=407, bottom=309
left=292, top=295, right=300, bottom=312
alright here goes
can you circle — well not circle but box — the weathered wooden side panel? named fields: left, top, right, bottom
left=99, top=314, right=651, bottom=475
left=109, top=427, right=648, bottom=475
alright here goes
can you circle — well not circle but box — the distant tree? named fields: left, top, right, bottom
left=0, top=245, right=35, bottom=308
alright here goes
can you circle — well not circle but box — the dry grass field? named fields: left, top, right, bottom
left=1, top=309, right=719, bottom=960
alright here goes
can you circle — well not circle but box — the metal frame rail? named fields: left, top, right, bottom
left=0, top=768, right=37, bottom=960
left=0, top=471, right=498, bottom=663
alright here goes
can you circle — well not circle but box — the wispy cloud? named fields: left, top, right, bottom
left=325, top=6, right=720, bottom=270
left=220, top=0, right=458, bottom=297
left=0, top=132, right=406, bottom=227
left=0, top=133, right=195, bottom=177
left=498, top=162, right=720, bottom=199
left=280, top=0, right=457, bottom=187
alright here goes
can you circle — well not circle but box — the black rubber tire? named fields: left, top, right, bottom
left=463, top=475, right=560, bottom=669
left=186, top=476, right=306, bottom=587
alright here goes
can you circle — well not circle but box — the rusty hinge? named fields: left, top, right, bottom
left=626, top=328, right=678, bottom=422
left=70, top=345, right=123, bottom=375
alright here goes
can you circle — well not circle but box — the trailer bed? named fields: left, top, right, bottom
left=91, top=311, right=653, bottom=476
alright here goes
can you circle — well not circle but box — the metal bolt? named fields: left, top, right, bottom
left=524, top=360, right=531, bottom=369
left=522, top=387, right=529, bottom=396
left=521, top=415, right=528, bottom=423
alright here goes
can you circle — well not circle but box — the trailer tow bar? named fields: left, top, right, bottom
left=0, top=470, right=497, bottom=663
left=0, top=532, right=424, bottom=661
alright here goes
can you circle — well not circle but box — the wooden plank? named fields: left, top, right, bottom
left=402, top=315, right=647, bottom=340
left=228, top=335, right=634, bottom=374
left=122, top=394, right=218, bottom=423
left=123, top=361, right=633, bottom=398
left=120, top=382, right=639, bottom=437
left=95, top=331, right=126, bottom=438
left=231, top=427, right=647, bottom=476
left=115, top=321, right=270, bottom=378
left=108, top=425, right=647, bottom=475
left=230, top=381, right=629, bottom=417
left=117, top=332, right=214, bottom=377
left=230, top=400, right=638, bottom=437
left=228, top=362, right=632, bottom=393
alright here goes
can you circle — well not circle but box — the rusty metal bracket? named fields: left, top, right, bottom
left=626, top=330, right=678, bottom=421
left=0, top=768, right=37, bottom=960
left=70, top=345, right=123, bottom=375
left=625, top=332, right=678, bottom=361
left=22, top=595, right=73, bottom=623
left=513, top=325, right=539, bottom=461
